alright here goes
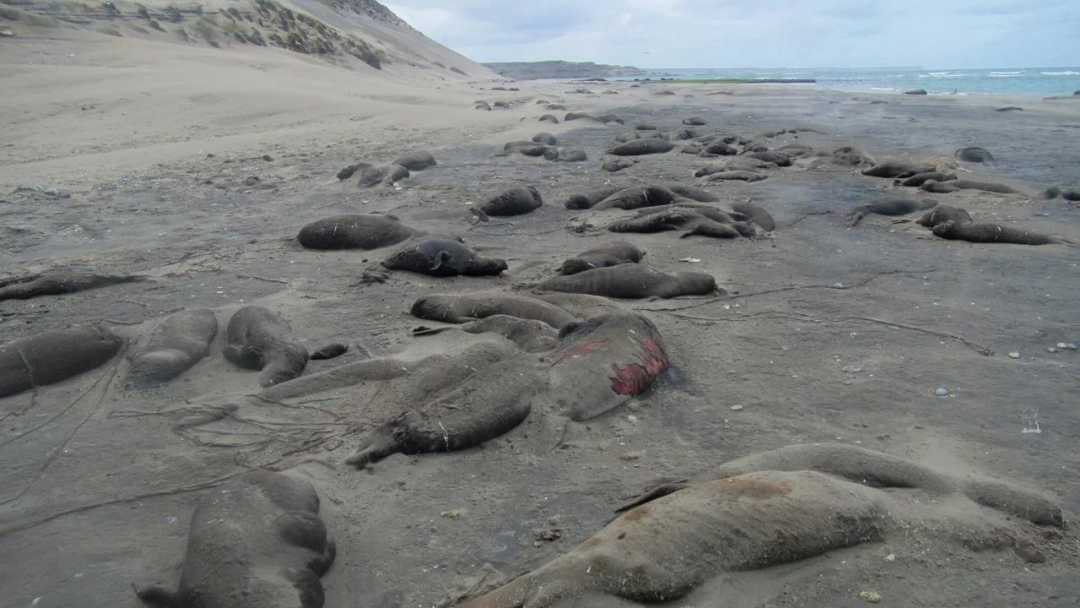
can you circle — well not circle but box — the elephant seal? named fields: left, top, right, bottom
left=846, top=198, right=937, bottom=227
left=916, top=204, right=973, bottom=228
left=0, top=271, right=146, bottom=302
left=610, top=208, right=749, bottom=239
left=594, top=186, right=678, bottom=211
left=532, top=132, right=557, bottom=145
left=224, top=306, right=308, bottom=387
left=563, top=187, right=623, bottom=210
left=559, top=242, right=646, bottom=275
left=601, top=158, right=636, bottom=173
left=538, top=114, right=559, bottom=124
left=474, top=101, right=492, bottom=111
left=665, top=184, right=718, bottom=202
left=479, top=186, right=544, bottom=217
left=931, top=220, right=1063, bottom=245
left=297, top=215, right=418, bottom=250
left=346, top=357, right=543, bottom=469
left=0, top=324, right=124, bottom=399
left=543, top=148, right=587, bottom=162
left=310, top=343, right=348, bottom=361
left=701, top=170, right=767, bottom=183
left=682, top=117, right=707, bottom=126
left=955, top=146, right=994, bottom=163
left=503, top=141, right=549, bottom=157
left=547, top=313, right=670, bottom=420
left=381, top=239, right=508, bottom=277
left=748, top=151, right=792, bottom=167
left=410, top=293, right=578, bottom=330
left=921, top=179, right=1017, bottom=194
left=730, top=201, right=776, bottom=231
left=608, top=139, right=675, bottom=156
left=831, top=146, right=873, bottom=166
left=899, top=171, right=957, bottom=187
left=135, top=471, right=335, bottom=608
left=537, top=264, right=720, bottom=299
left=358, top=163, right=409, bottom=187
left=128, top=309, right=218, bottom=387
left=701, top=142, right=738, bottom=156
left=392, top=150, right=436, bottom=171
left=905, top=88, right=928, bottom=95
left=415, top=314, right=560, bottom=353
left=456, top=443, right=1061, bottom=608
left=862, top=161, right=936, bottom=178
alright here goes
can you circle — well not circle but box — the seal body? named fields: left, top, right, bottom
left=921, top=179, right=1016, bottom=194
left=410, top=293, right=577, bottom=329
left=899, top=171, right=957, bottom=187
left=224, top=306, right=308, bottom=387
left=135, top=471, right=335, bottom=608
left=548, top=313, right=670, bottom=420
left=847, top=198, right=937, bottom=226
left=608, top=139, right=674, bottom=156
left=479, top=186, right=544, bottom=216
left=731, top=201, right=776, bottom=231
left=297, top=215, right=418, bottom=250
left=563, top=187, right=622, bottom=210
left=559, top=242, right=646, bottom=275
left=932, top=221, right=1060, bottom=245
left=0, top=324, right=123, bottom=398
left=0, top=272, right=145, bottom=302
left=382, top=239, right=507, bottom=277
left=862, top=161, right=935, bottom=178
left=916, top=204, right=973, bottom=228
left=955, top=146, right=994, bottom=163
left=393, top=150, right=436, bottom=171
left=358, top=163, right=409, bottom=187
left=128, top=309, right=218, bottom=386
left=537, top=264, right=719, bottom=299
left=594, top=186, right=678, bottom=211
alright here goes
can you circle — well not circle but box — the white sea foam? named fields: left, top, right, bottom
left=1042, top=70, right=1080, bottom=76
left=989, top=71, right=1023, bottom=78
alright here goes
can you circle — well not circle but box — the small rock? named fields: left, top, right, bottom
left=261, top=154, right=273, bottom=161
left=679, top=257, right=701, bottom=263
left=1047, top=347, right=1057, bottom=353
left=627, top=414, right=639, bottom=424
left=440, top=509, right=464, bottom=519
left=1008, top=351, right=1020, bottom=359
left=243, top=176, right=260, bottom=186
left=620, top=451, right=643, bottom=461
left=533, top=528, right=562, bottom=542
left=884, top=553, right=896, bottom=562
left=729, top=404, right=744, bottom=411
left=859, top=590, right=882, bottom=603
left=935, top=387, right=949, bottom=397
left=1, top=30, right=15, bottom=38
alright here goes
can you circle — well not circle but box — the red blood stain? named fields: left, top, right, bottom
left=609, top=337, right=670, bottom=395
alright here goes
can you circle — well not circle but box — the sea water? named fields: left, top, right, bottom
left=632, top=67, right=1080, bottom=97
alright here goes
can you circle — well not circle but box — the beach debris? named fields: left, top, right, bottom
left=859, top=590, right=883, bottom=603
left=935, top=387, right=949, bottom=397
left=1008, top=351, right=1020, bottom=359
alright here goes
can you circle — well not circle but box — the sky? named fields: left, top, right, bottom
left=383, top=0, right=1080, bottom=69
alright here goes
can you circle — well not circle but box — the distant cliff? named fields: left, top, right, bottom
left=484, top=61, right=646, bottom=80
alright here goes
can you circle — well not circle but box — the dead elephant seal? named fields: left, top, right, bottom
left=608, top=139, right=675, bottom=156
left=0, top=271, right=146, bottom=302
left=955, top=146, right=994, bottom=163
left=846, top=198, right=937, bottom=227
left=224, top=306, right=308, bottom=387
left=932, top=220, right=1064, bottom=245
left=410, top=293, right=578, bottom=330
left=479, top=186, right=544, bottom=217
left=297, top=214, right=418, bottom=250
left=382, top=239, right=508, bottom=277
left=0, top=324, right=123, bottom=398
left=862, top=161, right=936, bottom=178
left=916, top=204, right=973, bottom=228
left=548, top=313, right=670, bottom=420
left=537, top=264, right=720, bottom=299
left=135, top=471, right=335, bottom=608
left=457, top=443, right=1062, bottom=608
left=128, top=309, right=218, bottom=386
left=393, top=150, right=437, bottom=171
left=594, top=186, right=678, bottom=210
left=346, top=357, right=543, bottom=469
left=559, top=242, right=646, bottom=275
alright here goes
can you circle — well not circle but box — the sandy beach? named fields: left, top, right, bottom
left=2, top=7, right=1080, bottom=608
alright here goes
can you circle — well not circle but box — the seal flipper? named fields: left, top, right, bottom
left=614, top=479, right=692, bottom=514
left=430, top=250, right=452, bottom=272
left=134, top=585, right=180, bottom=608
left=345, top=426, right=402, bottom=469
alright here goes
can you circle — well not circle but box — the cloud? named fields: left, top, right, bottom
left=384, top=1, right=1080, bottom=68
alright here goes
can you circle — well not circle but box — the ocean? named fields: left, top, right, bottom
left=632, top=67, right=1080, bottom=97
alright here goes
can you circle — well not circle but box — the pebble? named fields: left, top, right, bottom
left=1059, top=342, right=1077, bottom=351
left=859, top=590, right=882, bottom=603
left=730, top=404, right=744, bottom=411
left=244, top=176, right=260, bottom=186
left=1008, top=351, right=1020, bottom=359
left=884, top=553, right=896, bottom=562
left=0, top=30, right=14, bottom=38
left=440, top=509, right=464, bottom=519
left=935, top=387, right=949, bottom=397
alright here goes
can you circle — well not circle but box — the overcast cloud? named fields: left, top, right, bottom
left=384, top=1, right=1080, bottom=68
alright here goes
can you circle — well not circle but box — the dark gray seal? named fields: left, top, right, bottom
left=610, top=208, right=751, bottom=239
left=932, top=221, right=1063, bottom=245
left=904, top=88, right=928, bottom=95
left=899, top=171, right=957, bottom=187
left=682, top=117, right=707, bottom=126
left=532, top=132, right=557, bottom=145
left=392, top=150, right=437, bottom=171
left=832, top=146, right=873, bottom=166
left=701, top=142, right=738, bottom=156
left=608, top=139, right=675, bottom=156
left=0, top=271, right=146, bottom=302
left=297, top=214, right=418, bottom=250
left=594, top=185, right=679, bottom=210
left=921, top=179, right=1016, bottom=194
left=503, top=141, right=549, bottom=157
left=358, top=163, right=409, bottom=187
left=748, top=151, right=792, bottom=167
left=479, top=186, right=543, bottom=216
left=846, top=198, right=937, bottom=227
left=128, top=309, right=218, bottom=387
left=602, top=158, right=636, bottom=173
left=731, top=201, right=777, bottom=231
left=563, top=187, right=622, bottom=209
left=381, top=238, right=508, bottom=277
left=537, top=264, right=720, bottom=299
left=862, top=161, right=936, bottom=178
left=543, top=147, right=587, bottom=162
left=538, top=114, right=559, bottom=123
left=955, top=146, right=994, bottom=163
left=413, top=314, right=559, bottom=353
left=310, top=343, right=348, bottom=360
left=135, top=471, right=335, bottom=608
left=224, top=306, right=308, bottom=388
left=0, top=324, right=124, bottom=398
left=701, top=170, right=768, bottom=182
left=410, top=292, right=578, bottom=330
left=916, top=205, right=973, bottom=228
left=666, top=184, right=718, bottom=202
left=559, top=242, right=646, bottom=275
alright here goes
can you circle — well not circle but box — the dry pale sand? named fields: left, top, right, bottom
left=2, top=12, right=1080, bottom=608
